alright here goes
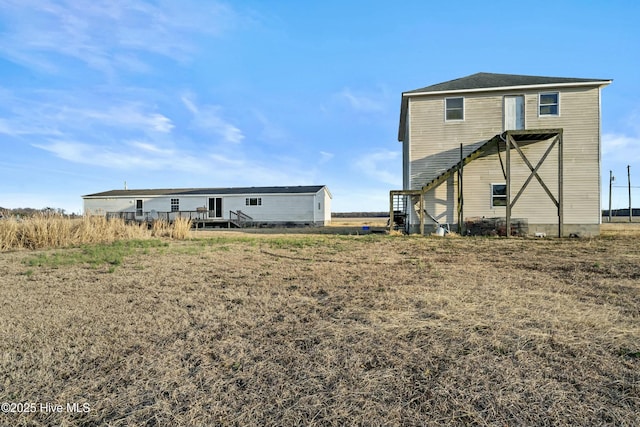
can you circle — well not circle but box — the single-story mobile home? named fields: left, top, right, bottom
left=83, top=185, right=332, bottom=227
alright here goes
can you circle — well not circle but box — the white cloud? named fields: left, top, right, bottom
left=129, top=141, right=175, bottom=155
left=354, top=150, right=401, bottom=186
left=181, top=95, right=199, bottom=115
left=32, top=141, right=93, bottom=164
left=77, top=106, right=174, bottom=133
left=338, top=88, right=386, bottom=113
left=30, top=138, right=315, bottom=188
left=0, top=93, right=174, bottom=136
left=209, top=153, right=244, bottom=167
left=0, top=86, right=175, bottom=137
left=0, top=0, right=239, bottom=74
left=319, top=151, right=334, bottom=164
left=182, top=95, right=244, bottom=144
left=254, top=110, right=287, bottom=141
left=602, top=133, right=636, bottom=155
left=0, top=117, right=63, bottom=137
left=32, top=140, right=208, bottom=172
left=195, top=107, right=244, bottom=144
left=627, top=110, right=640, bottom=134
left=602, top=132, right=640, bottom=165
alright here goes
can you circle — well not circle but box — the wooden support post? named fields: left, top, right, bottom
left=628, top=165, right=632, bottom=223
left=506, top=134, right=511, bottom=238
left=458, top=143, right=464, bottom=234
left=419, top=192, right=425, bottom=236
left=558, top=131, right=563, bottom=237
left=389, top=192, right=394, bottom=232
left=609, top=170, right=613, bottom=223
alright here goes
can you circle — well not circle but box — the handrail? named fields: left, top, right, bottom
left=229, top=210, right=253, bottom=227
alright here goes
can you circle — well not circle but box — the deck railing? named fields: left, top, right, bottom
left=107, top=210, right=208, bottom=222
left=106, top=210, right=254, bottom=227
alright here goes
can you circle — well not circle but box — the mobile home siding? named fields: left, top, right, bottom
left=84, top=187, right=332, bottom=225
left=407, top=86, right=601, bottom=229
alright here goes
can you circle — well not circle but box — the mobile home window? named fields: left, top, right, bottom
left=491, top=184, right=507, bottom=207
left=539, top=92, right=559, bottom=116
left=445, top=97, right=464, bottom=121
left=245, top=197, right=262, bottom=206
left=170, top=198, right=179, bottom=212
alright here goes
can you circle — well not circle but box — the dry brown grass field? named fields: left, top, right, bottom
left=0, top=223, right=638, bottom=426
left=328, top=217, right=389, bottom=228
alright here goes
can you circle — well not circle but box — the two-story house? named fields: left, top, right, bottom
left=394, top=72, right=611, bottom=237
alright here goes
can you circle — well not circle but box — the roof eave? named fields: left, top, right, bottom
left=402, top=80, right=612, bottom=98
left=82, top=185, right=329, bottom=199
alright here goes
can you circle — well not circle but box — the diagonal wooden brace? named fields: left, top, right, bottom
left=508, top=134, right=559, bottom=209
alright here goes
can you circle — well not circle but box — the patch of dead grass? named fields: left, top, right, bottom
left=0, top=234, right=638, bottom=426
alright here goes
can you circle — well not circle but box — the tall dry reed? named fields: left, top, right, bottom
left=150, top=217, right=193, bottom=239
left=0, top=214, right=192, bottom=251
left=170, top=217, right=192, bottom=239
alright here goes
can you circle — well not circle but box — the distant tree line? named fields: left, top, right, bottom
left=0, top=207, right=80, bottom=218
left=602, top=208, right=640, bottom=217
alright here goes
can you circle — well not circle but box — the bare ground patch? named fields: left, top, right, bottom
left=0, top=234, right=638, bottom=426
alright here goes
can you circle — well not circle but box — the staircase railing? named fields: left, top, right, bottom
left=229, top=210, right=253, bottom=227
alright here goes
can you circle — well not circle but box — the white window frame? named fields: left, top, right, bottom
left=445, top=97, right=464, bottom=122
left=170, top=198, right=179, bottom=212
left=538, top=92, right=560, bottom=117
left=491, top=183, right=507, bottom=208
left=245, top=197, right=262, bottom=206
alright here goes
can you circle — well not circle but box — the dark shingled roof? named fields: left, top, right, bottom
left=404, top=72, right=611, bottom=94
left=83, top=185, right=327, bottom=198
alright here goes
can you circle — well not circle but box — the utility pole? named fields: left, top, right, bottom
left=609, top=170, right=614, bottom=223
left=628, top=165, right=632, bottom=223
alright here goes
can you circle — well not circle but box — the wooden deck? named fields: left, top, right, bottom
left=106, top=210, right=253, bottom=229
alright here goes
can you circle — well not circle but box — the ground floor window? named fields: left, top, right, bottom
left=491, top=184, right=507, bottom=207
left=171, top=198, right=179, bottom=212
left=246, top=197, right=262, bottom=206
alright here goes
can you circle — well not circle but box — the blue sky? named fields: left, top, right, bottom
left=0, top=0, right=638, bottom=214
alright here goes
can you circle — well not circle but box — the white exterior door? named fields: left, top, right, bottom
left=504, top=95, right=525, bottom=130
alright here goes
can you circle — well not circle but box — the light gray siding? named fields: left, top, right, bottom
left=407, top=86, right=602, bottom=230
left=84, top=189, right=332, bottom=225
left=318, top=187, right=332, bottom=225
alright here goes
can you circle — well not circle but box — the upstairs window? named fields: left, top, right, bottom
left=539, top=92, right=559, bottom=116
left=445, top=97, right=464, bottom=121
left=245, top=197, right=262, bottom=206
left=491, top=184, right=507, bottom=207
left=170, top=198, right=179, bottom=212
